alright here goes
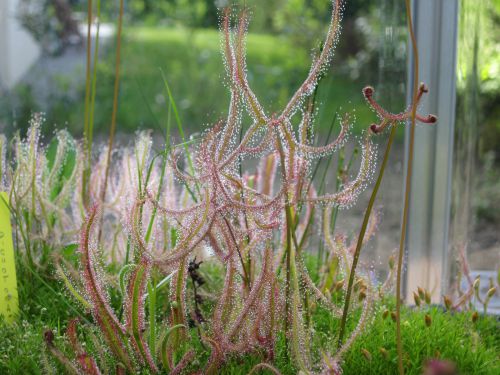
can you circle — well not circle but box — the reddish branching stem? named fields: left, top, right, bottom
left=364, top=84, right=437, bottom=134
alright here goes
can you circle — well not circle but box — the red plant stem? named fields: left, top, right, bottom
left=397, top=2, right=420, bottom=374
left=82, top=0, right=92, bottom=206
left=100, top=0, right=124, bottom=207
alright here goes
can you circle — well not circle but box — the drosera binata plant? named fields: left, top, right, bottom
left=0, top=0, right=441, bottom=373
left=44, top=204, right=192, bottom=374
left=2, top=116, right=82, bottom=270
left=111, top=0, right=435, bottom=372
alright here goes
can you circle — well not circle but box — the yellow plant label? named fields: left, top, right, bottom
left=0, top=192, right=18, bottom=324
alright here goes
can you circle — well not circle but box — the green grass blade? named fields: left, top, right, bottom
left=159, top=324, right=185, bottom=371
left=159, top=69, right=200, bottom=199
left=144, top=271, right=176, bottom=299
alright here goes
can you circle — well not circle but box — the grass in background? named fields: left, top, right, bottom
left=49, top=26, right=376, bottom=137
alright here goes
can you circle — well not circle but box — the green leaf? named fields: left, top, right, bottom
left=118, top=264, right=136, bottom=297
left=62, top=243, right=79, bottom=264
left=45, top=137, right=58, bottom=172
left=159, top=324, right=185, bottom=371
left=45, top=132, right=77, bottom=201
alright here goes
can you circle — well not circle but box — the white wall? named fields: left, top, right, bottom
left=0, top=0, right=40, bottom=90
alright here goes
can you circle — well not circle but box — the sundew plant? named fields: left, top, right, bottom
left=0, top=1, right=455, bottom=374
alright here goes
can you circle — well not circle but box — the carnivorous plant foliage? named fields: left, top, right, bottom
left=1, top=0, right=440, bottom=373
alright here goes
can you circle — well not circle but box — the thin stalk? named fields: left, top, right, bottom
left=88, top=0, right=101, bottom=169
left=396, top=2, right=419, bottom=374
left=82, top=0, right=93, bottom=205
left=337, top=126, right=396, bottom=348
left=100, top=0, right=124, bottom=207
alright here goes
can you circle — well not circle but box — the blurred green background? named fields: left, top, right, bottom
left=2, top=0, right=411, bottom=138
left=1, top=1, right=498, bottom=155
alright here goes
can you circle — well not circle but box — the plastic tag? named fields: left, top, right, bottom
left=0, top=192, right=18, bottom=324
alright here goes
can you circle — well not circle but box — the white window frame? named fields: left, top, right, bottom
left=403, top=0, right=459, bottom=302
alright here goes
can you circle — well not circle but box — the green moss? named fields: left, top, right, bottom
left=336, top=304, right=499, bottom=375
left=2, top=259, right=498, bottom=375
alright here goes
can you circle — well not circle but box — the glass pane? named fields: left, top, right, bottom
left=0, top=0, right=407, bottom=279
left=0, top=0, right=407, bottom=282
left=450, top=0, right=500, bottom=311
left=326, top=0, right=408, bottom=281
